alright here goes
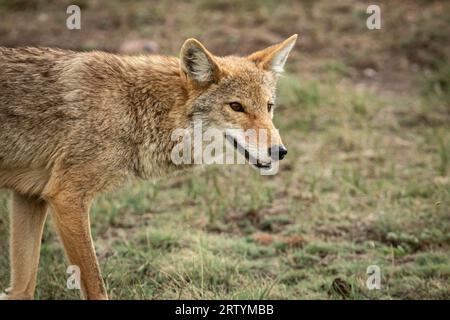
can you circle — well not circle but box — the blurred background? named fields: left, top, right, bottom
left=0, top=0, right=449, bottom=299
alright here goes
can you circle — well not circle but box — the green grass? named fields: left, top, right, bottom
left=0, top=0, right=449, bottom=300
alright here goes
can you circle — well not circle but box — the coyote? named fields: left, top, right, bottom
left=0, top=35, right=297, bottom=299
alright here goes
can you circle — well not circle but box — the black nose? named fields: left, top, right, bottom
left=268, top=145, right=288, bottom=160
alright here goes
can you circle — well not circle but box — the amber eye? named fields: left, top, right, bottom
left=229, top=102, right=245, bottom=113
left=267, top=103, right=274, bottom=113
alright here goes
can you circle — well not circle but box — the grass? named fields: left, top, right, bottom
left=0, top=0, right=449, bottom=300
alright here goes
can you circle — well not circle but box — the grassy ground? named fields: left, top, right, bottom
left=0, top=0, right=449, bottom=299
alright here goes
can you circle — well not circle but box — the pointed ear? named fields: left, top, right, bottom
left=180, top=38, right=221, bottom=86
left=248, top=34, right=297, bottom=73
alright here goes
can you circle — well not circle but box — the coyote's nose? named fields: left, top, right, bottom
left=268, top=145, right=288, bottom=160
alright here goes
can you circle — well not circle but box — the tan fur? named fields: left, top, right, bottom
left=0, top=35, right=296, bottom=299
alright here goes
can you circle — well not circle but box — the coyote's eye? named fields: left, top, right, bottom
left=229, top=102, right=245, bottom=113
left=267, top=103, right=274, bottom=113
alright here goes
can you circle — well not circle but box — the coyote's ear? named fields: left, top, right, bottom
left=180, top=38, right=221, bottom=86
left=248, top=34, right=297, bottom=73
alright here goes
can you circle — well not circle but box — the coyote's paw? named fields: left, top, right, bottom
left=0, top=288, right=32, bottom=300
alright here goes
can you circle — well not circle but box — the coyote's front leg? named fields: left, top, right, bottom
left=0, top=192, right=48, bottom=300
left=45, top=186, right=108, bottom=300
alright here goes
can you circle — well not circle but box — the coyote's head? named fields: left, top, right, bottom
left=179, top=35, right=297, bottom=171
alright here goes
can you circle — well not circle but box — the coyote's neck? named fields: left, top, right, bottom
left=125, top=55, right=193, bottom=179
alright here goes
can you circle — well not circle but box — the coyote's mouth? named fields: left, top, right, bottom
left=225, top=134, right=271, bottom=169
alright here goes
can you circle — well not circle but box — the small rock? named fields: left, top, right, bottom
left=329, top=277, right=352, bottom=299
left=119, top=39, right=160, bottom=54
left=363, top=68, right=377, bottom=78
left=38, top=13, right=49, bottom=23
